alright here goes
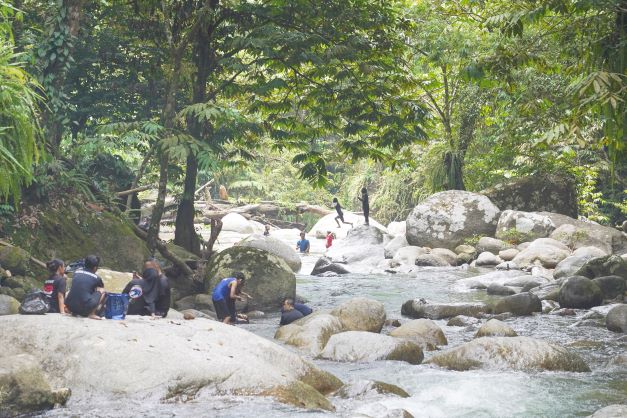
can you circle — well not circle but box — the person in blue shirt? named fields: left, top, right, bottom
left=296, top=231, right=310, bottom=253
left=280, top=298, right=313, bottom=325
left=211, top=272, right=246, bottom=324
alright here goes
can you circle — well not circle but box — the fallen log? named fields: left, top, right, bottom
left=130, top=224, right=196, bottom=278
left=295, top=204, right=332, bottom=216
left=116, top=184, right=153, bottom=197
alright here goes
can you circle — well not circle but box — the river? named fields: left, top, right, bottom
left=43, top=254, right=625, bottom=417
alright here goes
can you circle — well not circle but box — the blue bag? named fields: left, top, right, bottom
left=104, top=293, right=129, bottom=320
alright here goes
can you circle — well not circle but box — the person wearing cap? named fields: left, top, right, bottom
left=212, top=272, right=247, bottom=324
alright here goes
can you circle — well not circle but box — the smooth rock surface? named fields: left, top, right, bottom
left=414, top=253, right=451, bottom=267
left=427, top=336, right=590, bottom=372
left=475, top=319, right=517, bottom=337
left=492, top=292, right=542, bottom=316
left=475, top=251, right=501, bottom=267
left=593, top=276, right=626, bottom=301
left=275, top=313, right=344, bottom=355
left=496, top=210, right=556, bottom=241
left=393, top=246, right=427, bottom=265
left=401, top=299, right=488, bottom=319
left=319, top=331, right=424, bottom=364
left=588, top=405, right=627, bottom=418
left=237, top=234, right=302, bottom=273
left=384, top=235, right=409, bottom=259
left=389, top=319, right=447, bottom=350
left=476, top=237, right=513, bottom=254
left=0, top=294, right=20, bottom=316
left=406, top=191, right=500, bottom=251
left=558, top=276, right=604, bottom=309
left=331, top=297, right=386, bottom=333
left=606, top=305, right=627, bottom=333
left=511, top=238, right=571, bottom=268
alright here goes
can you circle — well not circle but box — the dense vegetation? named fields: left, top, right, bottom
left=0, top=0, right=625, bottom=253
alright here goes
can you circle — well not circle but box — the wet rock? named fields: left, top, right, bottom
left=550, top=221, right=625, bottom=256
left=552, top=308, right=576, bottom=316
left=385, top=319, right=402, bottom=327
left=456, top=270, right=525, bottom=289
left=495, top=261, right=519, bottom=271
left=456, top=252, right=475, bottom=265
left=221, top=212, right=257, bottom=234
left=309, top=213, right=387, bottom=240
left=0, top=294, right=20, bottom=316
left=496, top=210, right=556, bottom=242
left=588, top=404, right=627, bottom=418
left=427, top=336, right=590, bottom=372
left=430, top=248, right=458, bottom=266
left=593, top=276, right=626, bottom=301
left=393, top=246, right=428, bottom=265
left=541, top=300, right=560, bottom=313
left=334, top=380, right=410, bottom=399
left=237, top=234, right=302, bottom=273
left=477, top=237, right=513, bottom=255
left=503, top=275, right=548, bottom=289
left=205, top=246, right=295, bottom=311
left=353, top=404, right=415, bottom=418
left=606, top=305, right=627, bottom=333
left=319, top=331, right=424, bottom=364
left=387, top=221, right=406, bottom=237
left=455, top=244, right=476, bottom=255
left=530, top=281, right=562, bottom=301
left=517, top=242, right=531, bottom=251
left=576, top=255, right=627, bottom=280
left=447, top=315, right=481, bottom=327
left=492, top=292, right=542, bottom=316
left=476, top=252, right=502, bottom=267
left=406, top=191, right=500, bottom=251
left=475, top=319, right=517, bottom=337
left=512, top=238, right=571, bottom=269
left=487, top=283, right=517, bottom=296
left=389, top=319, right=447, bottom=350
left=555, top=255, right=597, bottom=280
left=331, top=297, right=386, bottom=333
left=246, top=310, right=265, bottom=319
left=573, top=246, right=608, bottom=258
left=414, top=253, right=451, bottom=267
left=558, top=276, right=604, bottom=309
left=275, top=313, right=344, bottom=356
left=0, top=354, right=70, bottom=416
left=384, top=235, right=409, bottom=259
left=311, top=257, right=350, bottom=276
left=499, top=248, right=520, bottom=261
left=261, top=381, right=335, bottom=411
left=401, top=299, right=488, bottom=319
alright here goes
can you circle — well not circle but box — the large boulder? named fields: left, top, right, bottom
left=0, top=294, right=20, bottom=316
left=384, top=235, right=409, bottom=259
left=476, top=237, right=513, bottom=254
left=205, top=246, right=295, bottom=311
left=310, top=257, right=350, bottom=276
left=0, top=246, right=31, bottom=276
left=386, top=221, right=406, bottom=237
left=511, top=238, right=571, bottom=268
left=221, top=212, right=256, bottom=234
left=492, top=292, right=542, bottom=316
left=325, top=226, right=389, bottom=271
left=414, top=253, right=451, bottom=267
left=555, top=255, right=598, bottom=279
left=237, top=234, right=302, bottom=273
left=389, top=319, right=447, bottom=350
left=496, top=210, right=556, bottom=242
left=576, top=255, right=627, bottom=279
left=275, top=313, right=344, bottom=355
left=593, top=276, right=626, bottom=301
left=0, top=354, right=70, bottom=416
left=405, top=191, right=500, bottom=251
left=401, top=299, right=488, bottom=319
left=430, top=248, right=458, bottom=266
left=558, top=276, right=604, bottom=309
left=606, top=305, right=627, bottom=333
left=318, top=331, right=424, bottom=364
left=475, top=251, right=501, bottom=267
left=499, top=248, right=520, bottom=261
left=331, top=297, right=386, bottom=333
left=549, top=219, right=627, bottom=255
left=588, top=405, right=627, bottom=418
left=0, top=315, right=342, bottom=411
left=475, top=319, right=517, bottom=337
left=482, top=175, right=578, bottom=217
left=392, top=246, right=427, bottom=265
left=427, top=336, right=589, bottom=372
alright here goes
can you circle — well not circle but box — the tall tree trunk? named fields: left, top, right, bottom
left=174, top=23, right=212, bottom=255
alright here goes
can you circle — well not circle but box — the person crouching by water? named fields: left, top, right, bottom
left=143, top=259, right=170, bottom=318
left=123, top=268, right=161, bottom=316
left=212, top=272, right=246, bottom=324
left=65, top=255, right=106, bottom=320
left=280, top=298, right=313, bottom=325
left=43, top=259, right=67, bottom=314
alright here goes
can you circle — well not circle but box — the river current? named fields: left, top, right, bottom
left=43, top=254, right=626, bottom=417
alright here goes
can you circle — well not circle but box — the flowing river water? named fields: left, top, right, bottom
left=43, top=253, right=626, bottom=417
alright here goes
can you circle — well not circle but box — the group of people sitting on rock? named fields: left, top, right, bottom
left=42, top=254, right=170, bottom=319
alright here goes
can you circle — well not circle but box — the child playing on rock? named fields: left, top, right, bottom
left=325, top=231, right=334, bottom=249
left=332, top=197, right=353, bottom=228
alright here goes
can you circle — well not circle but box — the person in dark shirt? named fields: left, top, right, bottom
left=357, top=187, right=370, bottom=226
left=143, top=259, right=170, bottom=318
left=280, top=298, right=312, bottom=325
left=296, top=231, right=310, bottom=253
left=65, top=255, right=106, bottom=320
left=42, top=259, right=67, bottom=314
left=332, top=197, right=353, bottom=228
left=263, top=225, right=271, bottom=236
left=123, top=268, right=161, bottom=316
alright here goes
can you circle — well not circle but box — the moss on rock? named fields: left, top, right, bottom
left=262, top=381, right=335, bottom=411
left=0, top=246, right=31, bottom=275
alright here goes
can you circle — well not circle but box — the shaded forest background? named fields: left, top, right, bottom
left=0, top=0, right=625, bottom=255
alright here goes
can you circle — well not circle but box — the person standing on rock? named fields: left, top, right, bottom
left=263, top=225, right=271, bottom=236
left=212, top=272, right=246, bottom=324
left=42, top=259, right=67, bottom=314
left=357, top=187, right=369, bottom=226
left=65, top=255, right=106, bottom=320
left=332, top=197, right=353, bottom=228
left=296, top=231, right=310, bottom=254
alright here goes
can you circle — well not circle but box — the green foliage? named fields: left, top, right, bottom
left=28, top=159, right=95, bottom=203
left=499, top=228, right=531, bottom=245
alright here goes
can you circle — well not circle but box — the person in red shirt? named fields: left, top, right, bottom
left=325, top=231, right=334, bottom=248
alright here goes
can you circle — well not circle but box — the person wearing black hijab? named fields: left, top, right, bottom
left=122, top=268, right=161, bottom=316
